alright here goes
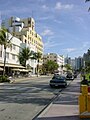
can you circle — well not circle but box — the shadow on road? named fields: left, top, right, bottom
left=0, top=82, right=61, bottom=106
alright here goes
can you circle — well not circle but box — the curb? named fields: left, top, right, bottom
left=11, top=75, right=52, bottom=83
left=32, top=80, right=73, bottom=120
left=32, top=89, right=62, bottom=120
left=0, top=75, right=52, bottom=84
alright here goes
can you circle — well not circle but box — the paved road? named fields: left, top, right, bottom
left=0, top=76, right=63, bottom=120
left=35, top=75, right=81, bottom=120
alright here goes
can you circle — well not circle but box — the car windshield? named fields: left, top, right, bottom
left=52, top=75, right=65, bottom=80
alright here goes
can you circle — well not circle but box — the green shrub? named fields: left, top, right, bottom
left=85, top=73, right=90, bottom=81
left=0, top=75, right=10, bottom=83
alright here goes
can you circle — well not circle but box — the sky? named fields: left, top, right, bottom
left=0, top=0, right=90, bottom=59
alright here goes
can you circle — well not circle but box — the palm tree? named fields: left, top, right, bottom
left=64, top=64, right=72, bottom=73
left=85, top=61, right=90, bottom=73
left=0, top=28, right=12, bottom=75
left=85, top=0, right=90, bottom=11
left=32, top=52, right=42, bottom=76
left=18, top=47, right=32, bottom=67
left=85, top=0, right=90, bottom=2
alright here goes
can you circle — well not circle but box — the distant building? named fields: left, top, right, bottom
left=64, top=56, right=71, bottom=65
left=75, top=56, right=83, bottom=70
left=71, top=59, right=75, bottom=70
left=43, top=53, right=64, bottom=74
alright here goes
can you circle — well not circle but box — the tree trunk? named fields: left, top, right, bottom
left=3, top=48, right=6, bottom=76
left=37, top=59, right=39, bottom=77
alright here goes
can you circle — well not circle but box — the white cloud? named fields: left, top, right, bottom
left=44, top=38, right=63, bottom=50
left=42, top=5, right=49, bottom=10
left=38, top=0, right=45, bottom=2
left=82, top=42, right=89, bottom=48
left=54, top=19, right=62, bottom=24
left=1, top=6, right=32, bottom=15
left=37, top=16, right=53, bottom=21
left=63, top=48, right=76, bottom=53
left=55, top=2, right=74, bottom=10
left=44, top=40, right=56, bottom=48
left=55, top=2, right=62, bottom=10
left=64, top=4, right=74, bottom=9
left=41, top=29, right=54, bottom=36
left=73, top=16, right=88, bottom=30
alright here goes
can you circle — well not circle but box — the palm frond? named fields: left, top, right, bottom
left=85, top=0, right=90, bottom=2
left=88, top=7, right=90, bottom=11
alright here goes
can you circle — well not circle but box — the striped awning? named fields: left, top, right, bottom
left=12, top=68, right=29, bottom=72
left=0, top=63, right=25, bottom=68
left=0, top=67, right=3, bottom=71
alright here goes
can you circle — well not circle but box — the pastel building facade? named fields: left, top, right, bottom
left=2, top=17, right=43, bottom=54
left=43, top=53, right=64, bottom=74
left=2, top=16, right=44, bottom=74
left=0, top=33, right=25, bottom=75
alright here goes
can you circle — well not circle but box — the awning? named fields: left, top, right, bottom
left=12, top=68, right=21, bottom=71
left=0, top=63, right=25, bottom=68
left=12, top=68, right=29, bottom=72
left=20, top=69, right=29, bottom=72
left=0, top=67, right=3, bottom=71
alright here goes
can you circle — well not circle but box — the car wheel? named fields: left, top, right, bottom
left=64, top=83, right=67, bottom=88
left=50, top=84, right=54, bottom=88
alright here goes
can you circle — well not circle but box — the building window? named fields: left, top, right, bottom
left=0, top=51, right=2, bottom=57
left=28, top=35, right=29, bottom=39
left=25, top=39, right=26, bottom=43
left=12, top=44, right=16, bottom=50
left=12, top=54, right=15, bottom=60
left=6, top=53, right=9, bottom=59
left=28, top=20, right=31, bottom=24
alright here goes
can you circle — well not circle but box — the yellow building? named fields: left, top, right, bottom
left=7, top=17, right=43, bottom=54
left=2, top=16, right=43, bottom=74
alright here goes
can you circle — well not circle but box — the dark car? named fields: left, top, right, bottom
left=50, top=74, right=67, bottom=88
left=73, top=73, right=77, bottom=78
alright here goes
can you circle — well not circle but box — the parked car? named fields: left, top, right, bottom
left=49, top=74, right=67, bottom=88
left=66, top=73, right=74, bottom=80
left=73, top=73, right=77, bottom=78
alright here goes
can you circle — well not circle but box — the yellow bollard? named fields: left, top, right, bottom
left=79, top=85, right=88, bottom=114
left=81, top=85, right=88, bottom=95
left=79, top=95, right=87, bottom=114
left=87, top=95, right=90, bottom=112
left=79, top=85, right=90, bottom=118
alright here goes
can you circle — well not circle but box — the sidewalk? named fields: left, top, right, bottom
left=0, top=75, right=51, bottom=85
left=9, top=75, right=51, bottom=83
left=35, top=75, right=81, bottom=120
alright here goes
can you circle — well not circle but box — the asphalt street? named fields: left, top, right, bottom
left=35, top=75, right=81, bottom=120
left=0, top=76, right=65, bottom=120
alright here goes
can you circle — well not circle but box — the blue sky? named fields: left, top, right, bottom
left=0, top=0, right=90, bottom=58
